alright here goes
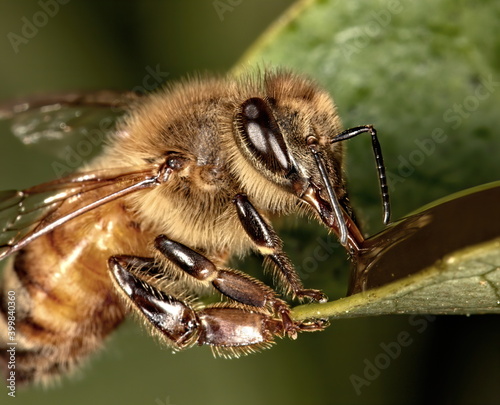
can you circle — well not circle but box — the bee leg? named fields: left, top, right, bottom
left=154, top=235, right=304, bottom=339
left=232, top=193, right=328, bottom=303
left=108, top=255, right=199, bottom=350
left=196, top=305, right=328, bottom=356
left=108, top=255, right=327, bottom=353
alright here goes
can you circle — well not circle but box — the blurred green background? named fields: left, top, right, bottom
left=0, top=1, right=498, bottom=404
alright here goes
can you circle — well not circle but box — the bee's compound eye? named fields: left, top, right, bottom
left=237, top=97, right=292, bottom=175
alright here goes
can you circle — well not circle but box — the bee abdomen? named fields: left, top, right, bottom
left=0, top=239, right=127, bottom=386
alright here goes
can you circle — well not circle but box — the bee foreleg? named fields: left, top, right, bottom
left=233, top=193, right=328, bottom=303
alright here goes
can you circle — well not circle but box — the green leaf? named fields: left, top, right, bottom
left=292, top=182, right=500, bottom=319
left=294, top=237, right=500, bottom=318
left=298, top=238, right=500, bottom=318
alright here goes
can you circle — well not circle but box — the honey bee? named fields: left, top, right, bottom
left=0, top=70, right=390, bottom=386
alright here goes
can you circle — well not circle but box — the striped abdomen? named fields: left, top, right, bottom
left=0, top=201, right=150, bottom=385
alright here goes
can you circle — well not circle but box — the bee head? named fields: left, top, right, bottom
left=230, top=71, right=353, bottom=244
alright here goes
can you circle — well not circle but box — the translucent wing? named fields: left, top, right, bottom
left=0, top=164, right=170, bottom=261
left=0, top=90, right=142, bottom=119
left=0, top=90, right=156, bottom=260
left=0, top=90, right=143, bottom=158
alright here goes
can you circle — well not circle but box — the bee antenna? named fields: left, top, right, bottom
left=331, top=125, right=391, bottom=225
